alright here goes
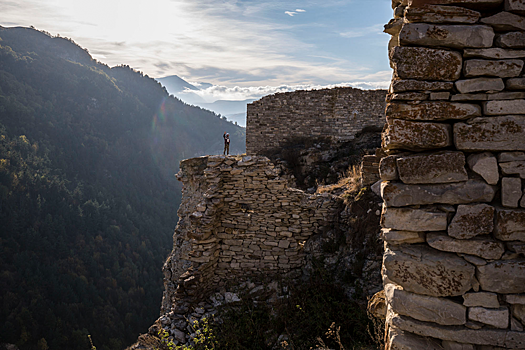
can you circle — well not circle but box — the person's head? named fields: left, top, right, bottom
left=226, top=133, right=229, bottom=137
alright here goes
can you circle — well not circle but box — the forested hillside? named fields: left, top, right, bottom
left=0, top=25, right=245, bottom=350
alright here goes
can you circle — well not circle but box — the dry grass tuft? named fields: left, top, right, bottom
left=316, top=165, right=361, bottom=197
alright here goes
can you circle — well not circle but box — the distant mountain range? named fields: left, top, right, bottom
left=156, top=75, right=254, bottom=126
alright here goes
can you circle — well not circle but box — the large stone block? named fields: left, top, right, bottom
left=463, top=292, right=500, bottom=308
left=469, top=307, right=509, bottom=329
left=396, top=151, right=468, bottom=184
left=484, top=99, right=525, bottom=115
left=380, top=155, right=400, bottom=181
left=406, top=0, right=503, bottom=9
left=427, top=232, right=504, bottom=260
left=386, top=102, right=481, bottom=121
left=467, top=152, right=499, bottom=185
left=404, top=5, right=480, bottom=23
left=389, top=312, right=525, bottom=348
left=507, top=78, right=525, bottom=90
left=499, top=151, right=525, bottom=162
left=387, top=327, right=443, bottom=350
left=386, top=284, right=467, bottom=325
left=481, top=11, right=525, bottom=31
left=383, top=118, right=452, bottom=151
left=495, top=208, right=525, bottom=242
left=382, top=228, right=426, bottom=244
left=477, top=259, right=525, bottom=293
left=455, top=78, right=505, bottom=94
left=382, top=180, right=496, bottom=207
left=502, top=177, right=523, bottom=208
left=500, top=161, right=525, bottom=178
left=464, top=59, right=524, bottom=78
left=506, top=0, right=525, bottom=14
left=390, top=79, right=454, bottom=92
left=381, top=207, right=448, bottom=231
left=390, top=46, right=463, bottom=81
left=448, top=204, right=494, bottom=239
left=383, top=244, right=475, bottom=297
left=454, top=116, right=525, bottom=151
left=496, top=31, right=525, bottom=49
left=400, top=24, right=494, bottom=49
left=464, top=48, right=525, bottom=59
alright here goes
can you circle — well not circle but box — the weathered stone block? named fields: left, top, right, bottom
left=506, top=0, right=525, bottom=14
left=387, top=327, right=443, bottom=350
left=381, top=206, right=448, bottom=231
left=380, top=155, right=400, bottom=181
left=467, top=152, right=499, bottom=185
left=382, top=228, right=426, bottom=244
left=390, top=79, right=454, bottom=92
left=496, top=31, right=525, bottom=49
left=484, top=99, right=525, bottom=115
left=400, top=24, right=494, bottom=49
left=481, top=11, right=525, bottom=31
left=469, top=307, right=509, bottom=329
left=477, top=259, right=525, bottom=293
left=500, top=161, right=525, bottom=178
left=463, top=292, right=500, bottom=308
left=427, top=232, right=504, bottom=260
left=442, top=341, right=475, bottom=350
left=507, top=78, right=525, bottom=90
left=464, top=48, right=525, bottom=59
left=390, top=46, right=463, bottom=81
left=502, top=177, right=524, bottom=208
left=495, top=208, right=525, bottom=241
left=448, top=204, right=494, bottom=239
left=464, top=59, right=524, bottom=78
left=404, top=5, right=480, bottom=23
left=499, top=151, right=525, bottom=162
left=454, top=116, right=525, bottom=151
left=386, top=102, right=481, bottom=121
left=386, top=284, right=467, bottom=325
left=513, top=304, right=525, bottom=325
left=455, top=78, right=505, bottom=94
left=406, top=0, right=503, bottom=9
left=430, top=92, right=450, bottom=100
left=382, top=180, right=496, bottom=207
left=396, top=151, right=468, bottom=184
left=506, top=294, right=525, bottom=305
left=383, top=244, right=475, bottom=297
left=383, top=118, right=452, bottom=151
left=387, top=92, right=428, bottom=101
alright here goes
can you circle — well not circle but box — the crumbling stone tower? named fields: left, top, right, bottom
left=381, top=0, right=525, bottom=348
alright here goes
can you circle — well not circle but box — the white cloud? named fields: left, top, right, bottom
left=296, top=8, right=306, bottom=12
left=285, top=11, right=296, bottom=16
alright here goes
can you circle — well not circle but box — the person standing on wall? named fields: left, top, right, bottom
left=223, top=132, right=230, bottom=155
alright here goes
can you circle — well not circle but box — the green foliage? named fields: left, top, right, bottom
left=157, top=318, right=216, bottom=350
left=0, top=26, right=246, bottom=350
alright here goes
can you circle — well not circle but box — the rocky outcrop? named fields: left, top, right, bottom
left=381, top=0, right=525, bottom=348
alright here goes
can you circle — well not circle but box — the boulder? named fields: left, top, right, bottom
left=427, top=232, right=504, bottom=260
left=500, top=161, right=525, bottom=177
left=477, top=259, right=525, bottom=293
left=495, top=208, right=525, bottom=241
left=381, top=207, right=448, bottom=231
left=455, top=78, right=505, bottom=94
left=448, top=204, right=495, bottom=239
left=386, top=102, right=481, bottom=121
left=454, top=116, right=525, bottom=151
left=501, top=177, right=522, bottom=208
left=404, top=5, right=480, bottom=23
left=390, top=46, right=462, bottom=81
left=383, top=244, right=475, bottom=297
left=396, top=151, right=468, bottom=184
left=467, top=152, right=499, bottom=185
left=481, top=11, right=525, bottom=31
left=386, top=284, right=467, bottom=325
left=468, top=307, right=509, bottom=329
left=390, top=79, right=454, bottom=92
left=496, top=31, right=525, bottom=49
left=463, top=292, right=500, bottom=308
left=382, top=228, right=426, bottom=244
left=506, top=0, right=525, bottom=14
left=463, top=48, right=525, bottom=59
left=463, top=59, right=524, bottom=78
left=381, top=180, right=496, bottom=207
left=484, top=99, right=525, bottom=115
left=507, top=78, right=525, bottom=90
left=383, top=118, right=452, bottom=151
left=399, top=24, right=494, bottom=49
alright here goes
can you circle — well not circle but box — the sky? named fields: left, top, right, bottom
left=1, top=0, right=393, bottom=102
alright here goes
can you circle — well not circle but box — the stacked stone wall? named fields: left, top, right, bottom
left=160, top=155, right=341, bottom=316
left=246, top=87, right=387, bottom=156
left=381, top=0, right=525, bottom=349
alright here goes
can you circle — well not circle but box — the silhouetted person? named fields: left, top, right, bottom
left=223, top=132, right=230, bottom=155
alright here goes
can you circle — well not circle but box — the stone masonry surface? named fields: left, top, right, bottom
left=382, top=0, right=525, bottom=349
left=246, top=87, right=387, bottom=156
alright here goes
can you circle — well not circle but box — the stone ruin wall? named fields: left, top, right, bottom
left=246, top=87, right=387, bottom=156
left=381, top=0, right=525, bottom=349
left=156, top=155, right=342, bottom=343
